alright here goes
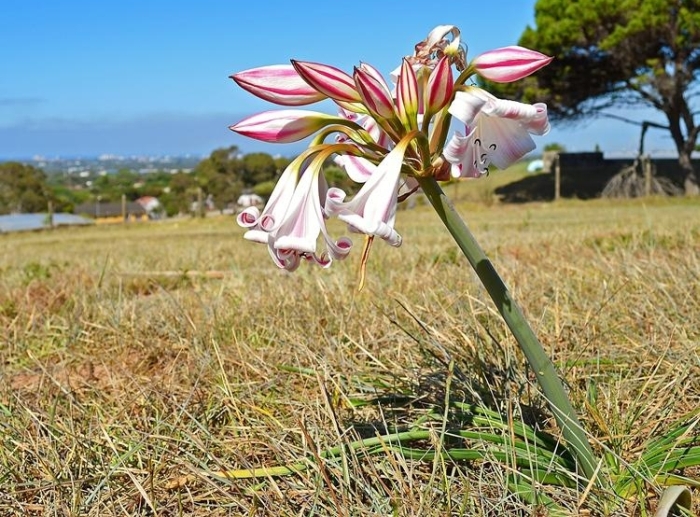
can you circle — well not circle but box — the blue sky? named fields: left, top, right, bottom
left=0, top=0, right=674, bottom=159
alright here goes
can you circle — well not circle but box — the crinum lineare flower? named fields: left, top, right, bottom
left=229, top=25, right=552, bottom=281
left=443, top=87, right=550, bottom=178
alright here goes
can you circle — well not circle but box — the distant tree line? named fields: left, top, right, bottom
left=0, top=146, right=358, bottom=217
left=0, top=162, right=53, bottom=214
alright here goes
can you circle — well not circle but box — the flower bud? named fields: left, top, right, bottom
left=472, top=46, right=553, bottom=83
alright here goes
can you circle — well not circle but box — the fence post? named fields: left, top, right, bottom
left=554, top=155, right=561, bottom=201
left=47, top=200, right=54, bottom=229
left=121, top=194, right=127, bottom=222
left=644, top=155, right=652, bottom=197
left=197, top=187, right=204, bottom=218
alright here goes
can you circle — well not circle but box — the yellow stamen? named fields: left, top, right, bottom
left=357, top=235, right=374, bottom=291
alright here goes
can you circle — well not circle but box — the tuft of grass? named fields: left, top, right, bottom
left=0, top=195, right=698, bottom=515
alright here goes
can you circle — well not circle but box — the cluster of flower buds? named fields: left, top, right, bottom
left=230, top=25, right=552, bottom=272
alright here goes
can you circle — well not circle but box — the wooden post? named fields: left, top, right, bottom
left=121, top=194, right=127, bottom=222
left=644, top=155, right=652, bottom=197
left=197, top=187, right=204, bottom=218
left=47, top=200, right=54, bottom=229
left=554, top=155, right=561, bottom=201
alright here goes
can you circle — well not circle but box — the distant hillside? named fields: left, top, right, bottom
left=4, top=155, right=203, bottom=176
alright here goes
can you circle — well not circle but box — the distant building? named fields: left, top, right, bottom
left=237, top=193, right=264, bottom=209
left=135, top=196, right=164, bottom=219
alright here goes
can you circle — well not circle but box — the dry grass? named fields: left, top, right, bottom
left=0, top=192, right=698, bottom=516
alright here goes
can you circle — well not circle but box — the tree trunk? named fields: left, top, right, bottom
left=678, top=150, right=700, bottom=195
left=667, top=111, right=700, bottom=196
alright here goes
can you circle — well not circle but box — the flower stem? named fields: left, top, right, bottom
left=417, top=176, right=598, bottom=482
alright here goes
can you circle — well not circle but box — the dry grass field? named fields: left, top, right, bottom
left=0, top=182, right=698, bottom=515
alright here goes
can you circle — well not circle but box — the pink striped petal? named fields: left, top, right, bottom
left=480, top=97, right=550, bottom=135
left=291, top=60, right=361, bottom=103
left=358, top=62, right=390, bottom=90
left=425, top=56, right=453, bottom=116
left=231, top=65, right=327, bottom=106
left=353, top=66, right=396, bottom=120
left=396, top=59, right=419, bottom=130
left=472, top=46, right=553, bottom=83
left=229, top=110, right=339, bottom=143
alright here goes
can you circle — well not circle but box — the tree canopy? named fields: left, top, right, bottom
left=510, top=0, right=700, bottom=193
left=193, top=146, right=291, bottom=208
left=0, top=162, right=52, bottom=214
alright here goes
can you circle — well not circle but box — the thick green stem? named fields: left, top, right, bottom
left=417, top=176, right=599, bottom=482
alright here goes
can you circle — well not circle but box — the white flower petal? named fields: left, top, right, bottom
left=326, top=144, right=406, bottom=246
left=444, top=132, right=485, bottom=178
left=476, top=116, right=536, bottom=169
left=265, top=159, right=352, bottom=269
left=243, top=229, right=272, bottom=244
left=237, top=161, right=300, bottom=236
left=272, top=167, right=324, bottom=254
left=236, top=206, right=260, bottom=228
left=445, top=87, right=550, bottom=177
left=334, top=155, right=376, bottom=183
left=448, top=89, right=489, bottom=127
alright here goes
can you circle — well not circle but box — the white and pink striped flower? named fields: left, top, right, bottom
left=272, top=159, right=353, bottom=269
left=444, top=87, right=550, bottom=178
left=325, top=140, right=412, bottom=247
left=237, top=150, right=352, bottom=271
left=229, top=25, right=552, bottom=272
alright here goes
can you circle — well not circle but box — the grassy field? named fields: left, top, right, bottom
left=0, top=184, right=698, bottom=515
